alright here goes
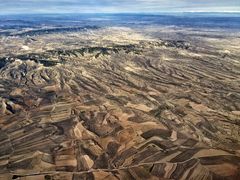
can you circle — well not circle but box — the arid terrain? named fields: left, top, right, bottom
left=0, top=19, right=240, bottom=179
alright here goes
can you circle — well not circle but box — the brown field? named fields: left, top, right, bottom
left=0, top=26, right=240, bottom=179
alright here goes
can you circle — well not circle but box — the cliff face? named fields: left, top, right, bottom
left=0, top=27, right=240, bottom=179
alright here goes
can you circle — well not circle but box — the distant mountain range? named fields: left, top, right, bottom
left=0, top=13, right=240, bottom=36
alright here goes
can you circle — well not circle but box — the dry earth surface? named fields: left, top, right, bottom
left=0, top=26, right=240, bottom=179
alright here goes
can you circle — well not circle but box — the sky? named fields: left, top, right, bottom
left=0, top=0, right=240, bottom=14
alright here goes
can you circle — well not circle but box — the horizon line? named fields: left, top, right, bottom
left=1, top=11, right=240, bottom=16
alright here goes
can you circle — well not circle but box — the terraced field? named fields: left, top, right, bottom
left=0, top=27, right=240, bottom=179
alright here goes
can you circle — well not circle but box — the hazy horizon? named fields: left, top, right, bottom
left=0, top=0, right=240, bottom=15
left=1, top=12, right=240, bottom=17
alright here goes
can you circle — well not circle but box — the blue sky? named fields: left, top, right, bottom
left=0, top=0, right=240, bottom=14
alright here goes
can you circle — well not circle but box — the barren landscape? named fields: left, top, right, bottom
left=0, top=14, right=240, bottom=179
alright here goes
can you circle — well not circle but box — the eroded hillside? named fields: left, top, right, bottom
left=0, top=27, right=240, bottom=179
